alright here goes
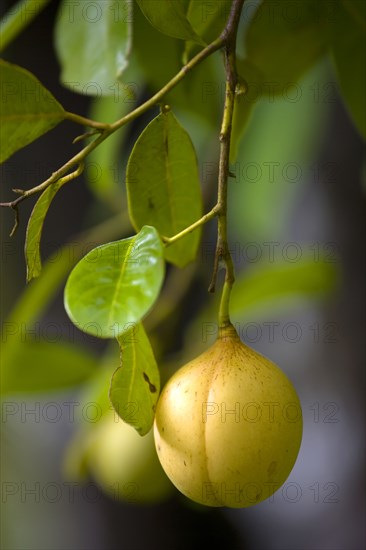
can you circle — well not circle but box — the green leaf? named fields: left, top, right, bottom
left=110, top=323, right=160, bottom=435
left=1, top=341, right=98, bottom=395
left=0, top=60, right=64, bottom=163
left=329, top=2, right=366, bottom=138
left=136, top=0, right=204, bottom=43
left=64, top=226, right=165, bottom=339
left=54, top=0, right=132, bottom=95
left=245, top=0, right=327, bottom=93
left=126, top=110, right=203, bottom=267
left=25, top=182, right=63, bottom=282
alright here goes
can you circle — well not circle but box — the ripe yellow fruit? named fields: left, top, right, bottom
left=154, top=323, right=302, bottom=508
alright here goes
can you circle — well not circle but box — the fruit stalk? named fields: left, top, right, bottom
left=209, top=0, right=245, bottom=329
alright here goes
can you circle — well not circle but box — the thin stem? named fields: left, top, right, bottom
left=0, top=132, right=108, bottom=209
left=163, top=205, right=219, bottom=246
left=1, top=0, right=244, bottom=267
left=7, top=163, right=84, bottom=237
left=110, top=37, right=225, bottom=133
left=209, top=0, right=245, bottom=327
left=218, top=279, right=232, bottom=328
left=0, top=0, right=51, bottom=52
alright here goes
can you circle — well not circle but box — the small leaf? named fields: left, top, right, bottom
left=1, top=341, right=98, bottom=395
left=64, top=226, right=165, bottom=339
left=110, top=323, right=160, bottom=435
left=126, top=110, right=203, bottom=267
left=245, top=0, right=327, bottom=93
left=328, top=2, right=366, bottom=138
left=136, top=0, right=204, bottom=43
left=0, top=60, right=64, bottom=163
left=25, top=182, right=63, bottom=282
left=54, top=0, right=132, bottom=95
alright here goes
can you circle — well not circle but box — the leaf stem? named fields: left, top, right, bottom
left=162, top=205, right=219, bottom=246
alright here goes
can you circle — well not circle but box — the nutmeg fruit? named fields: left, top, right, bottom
left=154, top=323, right=302, bottom=507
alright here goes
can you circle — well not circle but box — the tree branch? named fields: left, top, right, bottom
left=0, top=36, right=225, bottom=232
left=1, top=0, right=245, bottom=258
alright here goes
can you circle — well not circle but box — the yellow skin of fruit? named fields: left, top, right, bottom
left=154, top=323, right=303, bottom=508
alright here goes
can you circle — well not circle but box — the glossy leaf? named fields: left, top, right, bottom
left=110, top=323, right=160, bottom=435
left=25, top=182, right=63, bottom=282
left=1, top=341, right=98, bottom=395
left=0, top=60, right=64, bottom=163
left=54, top=0, right=132, bottom=95
left=64, top=226, right=165, bottom=339
left=329, top=2, right=366, bottom=138
left=136, top=0, right=204, bottom=43
left=245, top=0, right=327, bottom=93
left=126, top=110, right=203, bottom=267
